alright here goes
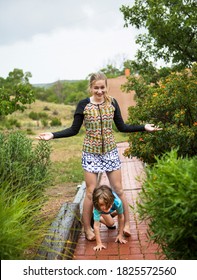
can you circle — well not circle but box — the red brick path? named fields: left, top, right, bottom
left=73, top=142, right=163, bottom=260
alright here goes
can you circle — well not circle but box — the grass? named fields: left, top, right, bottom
left=0, top=181, right=50, bottom=260
left=8, top=99, right=75, bottom=128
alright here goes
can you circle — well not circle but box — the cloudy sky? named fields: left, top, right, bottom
left=0, top=0, right=139, bottom=84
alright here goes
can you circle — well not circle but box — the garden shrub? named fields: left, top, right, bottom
left=0, top=131, right=52, bottom=259
left=124, top=63, right=197, bottom=163
left=0, top=131, right=51, bottom=198
left=137, top=150, right=197, bottom=260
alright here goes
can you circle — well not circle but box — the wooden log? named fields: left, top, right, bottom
left=36, top=202, right=81, bottom=260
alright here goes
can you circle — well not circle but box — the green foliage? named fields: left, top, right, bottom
left=0, top=131, right=51, bottom=198
left=120, top=0, right=197, bottom=68
left=0, top=131, right=52, bottom=259
left=0, top=69, right=35, bottom=117
left=0, top=185, right=48, bottom=259
left=99, top=64, right=124, bottom=78
left=0, top=118, right=21, bottom=130
left=124, top=64, right=197, bottom=163
left=50, top=117, right=62, bottom=127
left=137, top=150, right=197, bottom=259
left=29, top=111, right=39, bottom=120
left=122, top=59, right=172, bottom=99
left=34, top=80, right=88, bottom=105
left=29, top=111, right=48, bottom=120
left=41, top=119, right=48, bottom=128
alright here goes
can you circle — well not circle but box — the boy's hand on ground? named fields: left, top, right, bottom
left=115, top=234, right=127, bottom=244
left=93, top=244, right=106, bottom=251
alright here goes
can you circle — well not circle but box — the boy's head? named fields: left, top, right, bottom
left=93, top=185, right=115, bottom=212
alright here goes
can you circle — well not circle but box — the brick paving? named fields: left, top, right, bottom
left=73, top=142, right=164, bottom=260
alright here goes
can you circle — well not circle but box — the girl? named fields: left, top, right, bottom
left=36, top=72, right=162, bottom=241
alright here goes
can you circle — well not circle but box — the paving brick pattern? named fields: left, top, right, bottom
left=73, top=142, right=164, bottom=260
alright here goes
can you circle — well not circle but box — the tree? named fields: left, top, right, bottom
left=0, top=69, right=35, bottom=117
left=53, top=80, right=65, bottom=103
left=120, top=0, right=197, bottom=68
left=123, top=63, right=197, bottom=163
left=99, top=64, right=124, bottom=78
left=122, top=58, right=172, bottom=99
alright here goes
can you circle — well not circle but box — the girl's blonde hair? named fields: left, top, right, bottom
left=88, top=72, right=112, bottom=104
left=93, top=185, right=115, bottom=211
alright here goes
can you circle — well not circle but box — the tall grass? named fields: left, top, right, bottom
left=0, top=185, right=49, bottom=259
left=0, top=131, right=51, bottom=259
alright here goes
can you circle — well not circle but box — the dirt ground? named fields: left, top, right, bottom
left=43, top=76, right=136, bottom=220
left=42, top=183, right=78, bottom=220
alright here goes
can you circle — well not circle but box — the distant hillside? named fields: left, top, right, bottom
left=33, top=80, right=85, bottom=88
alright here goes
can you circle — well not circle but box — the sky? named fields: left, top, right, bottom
left=0, top=0, right=139, bottom=84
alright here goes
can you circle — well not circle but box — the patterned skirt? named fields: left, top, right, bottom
left=82, top=148, right=121, bottom=173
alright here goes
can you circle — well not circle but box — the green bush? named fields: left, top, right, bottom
left=29, top=111, right=39, bottom=120
left=39, top=112, right=48, bottom=119
left=124, top=63, right=197, bottom=163
left=29, top=111, right=48, bottom=120
left=0, top=131, right=51, bottom=198
left=5, top=118, right=21, bottom=129
left=137, top=150, right=197, bottom=260
left=50, top=117, right=62, bottom=127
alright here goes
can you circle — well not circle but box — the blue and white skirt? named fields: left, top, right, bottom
left=82, top=148, right=121, bottom=173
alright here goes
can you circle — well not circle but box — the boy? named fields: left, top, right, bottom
left=92, top=185, right=127, bottom=251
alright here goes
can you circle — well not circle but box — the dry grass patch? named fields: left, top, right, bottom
left=9, top=100, right=76, bottom=128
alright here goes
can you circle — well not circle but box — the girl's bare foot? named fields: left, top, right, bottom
left=85, top=229, right=95, bottom=241
left=123, top=226, right=131, bottom=237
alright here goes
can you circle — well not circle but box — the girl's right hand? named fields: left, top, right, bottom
left=35, top=132, right=54, bottom=141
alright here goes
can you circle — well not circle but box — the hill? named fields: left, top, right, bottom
left=33, top=80, right=84, bottom=89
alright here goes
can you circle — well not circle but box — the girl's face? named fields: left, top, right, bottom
left=91, top=79, right=107, bottom=103
left=98, top=198, right=112, bottom=213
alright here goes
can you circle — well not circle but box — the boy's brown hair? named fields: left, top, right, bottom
left=93, top=185, right=115, bottom=211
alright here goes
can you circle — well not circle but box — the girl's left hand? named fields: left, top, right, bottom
left=145, top=124, right=163, bottom=132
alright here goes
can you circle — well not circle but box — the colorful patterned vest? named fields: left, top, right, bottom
left=83, top=101, right=116, bottom=154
